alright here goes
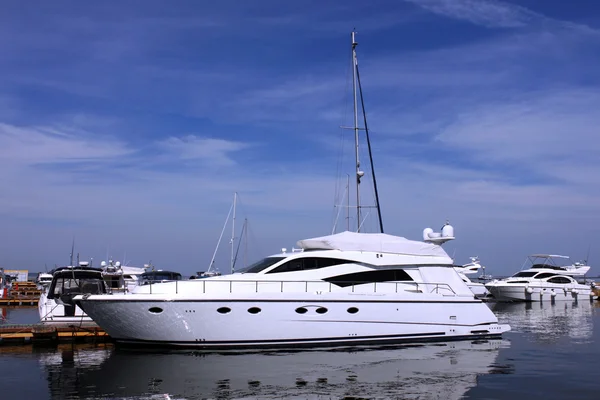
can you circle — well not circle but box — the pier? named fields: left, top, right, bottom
left=0, top=324, right=111, bottom=346
left=0, top=281, right=41, bottom=306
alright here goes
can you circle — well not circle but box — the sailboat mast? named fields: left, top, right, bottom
left=351, top=31, right=363, bottom=232
left=230, top=192, right=237, bottom=275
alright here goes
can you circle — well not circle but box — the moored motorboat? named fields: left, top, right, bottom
left=39, top=263, right=107, bottom=325
left=453, top=257, right=489, bottom=298
left=75, top=32, right=510, bottom=348
left=76, top=229, right=509, bottom=349
left=485, top=254, right=595, bottom=302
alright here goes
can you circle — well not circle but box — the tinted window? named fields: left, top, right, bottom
left=267, top=257, right=351, bottom=274
left=513, top=271, right=538, bottom=278
left=324, top=269, right=413, bottom=287
left=547, top=276, right=572, bottom=284
left=140, top=271, right=182, bottom=285
left=240, top=257, right=286, bottom=273
left=534, top=272, right=556, bottom=279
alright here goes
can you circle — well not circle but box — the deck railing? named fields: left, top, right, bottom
left=109, top=279, right=459, bottom=296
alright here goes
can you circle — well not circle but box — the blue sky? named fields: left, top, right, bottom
left=1, top=0, right=600, bottom=276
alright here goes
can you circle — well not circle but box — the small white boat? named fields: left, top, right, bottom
left=39, top=264, right=108, bottom=325
left=453, top=257, right=489, bottom=298
left=36, top=272, right=53, bottom=290
left=101, top=260, right=146, bottom=292
left=485, top=254, right=595, bottom=302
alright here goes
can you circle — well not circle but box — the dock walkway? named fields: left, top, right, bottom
left=0, top=323, right=110, bottom=346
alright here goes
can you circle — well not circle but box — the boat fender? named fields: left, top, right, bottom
left=550, top=290, right=557, bottom=297
left=572, top=289, right=579, bottom=295
left=525, top=286, right=533, bottom=294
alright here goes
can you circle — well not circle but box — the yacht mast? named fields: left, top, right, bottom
left=230, top=192, right=237, bottom=274
left=353, top=31, right=384, bottom=233
left=351, top=31, right=363, bottom=232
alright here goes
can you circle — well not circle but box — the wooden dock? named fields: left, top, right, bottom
left=0, top=281, right=41, bottom=306
left=0, top=297, right=39, bottom=306
left=0, top=323, right=111, bottom=346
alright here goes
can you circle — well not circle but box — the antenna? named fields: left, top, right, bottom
left=69, top=238, right=75, bottom=267
left=585, top=243, right=591, bottom=264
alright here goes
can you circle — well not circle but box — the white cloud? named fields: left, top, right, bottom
left=158, top=135, right=252, bottom=166
left=0, top=123, right=132, bottom=165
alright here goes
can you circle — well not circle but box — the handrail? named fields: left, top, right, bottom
left=118, top=279, right=460, bottom=296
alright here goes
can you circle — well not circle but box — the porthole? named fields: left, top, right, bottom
left=217, top=307, right=231, bottom=314
left=295, top=307, right=308, bottom=314
left=248, top=307, right=261, bottom=314
left=347, top=307, right=359, bottom=314
left=148, top=307, right=163, bottom=314
left=315, top=307, right=328, bottom=314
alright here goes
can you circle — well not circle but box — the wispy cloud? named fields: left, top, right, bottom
left=158, top=136, right=252, bottom=166
left=404, top=0, right=599, bottom=33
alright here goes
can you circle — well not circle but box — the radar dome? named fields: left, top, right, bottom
left=442, top=223, right=454, bottom=238
left=423, top=228, right=434, bottom=241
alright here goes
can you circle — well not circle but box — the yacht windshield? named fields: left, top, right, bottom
left=239, top=257, right=286, bottom=273
left=513, top=271, right=538, bottom=278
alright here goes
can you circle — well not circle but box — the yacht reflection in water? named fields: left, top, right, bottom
left=39, top=340, right=510, bottom=400
left=491, top=299, right=596, bottom=342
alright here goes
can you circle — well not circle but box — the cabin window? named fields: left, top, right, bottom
left=239, top=257, right=286, bottom=273
left=547, top=276, right=572, bottom=284
left=267, top=258, right=352, bottom=274
left=324, top=269, right=413, bottom=287
left=217, top=307, right=231, bottom=314
left=513, top=271, right=538, bottom=278
left=140, top=271, right=182, bottom=285
left=295, top=307, right=308, bottom=314
left=534, top=272, right=556, bottom=279
left=248, top=307, right=261, bottom=314
left=315, top=307, right=328, bottom=314
left=148, top=307, right=163, bottom=314
left=347, top=307, right=359, bottom=314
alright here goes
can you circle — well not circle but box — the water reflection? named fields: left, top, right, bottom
left=491, top=299, right=597, bottom=343
left=38, top=340, right=510, bottom=400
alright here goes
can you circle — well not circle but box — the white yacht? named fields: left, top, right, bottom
left=36, top=272, right=54, bottom=289
left=39, top=264, right=107, bottom=325
left=485, top=254, right=595, bottom=302
left=100, top=260, right=146, bottom=292
left=75, top=32, right=510, bottom=348
left=75, top=230, right=509, bottom=348
left=453, top=257, right=489, bottom=298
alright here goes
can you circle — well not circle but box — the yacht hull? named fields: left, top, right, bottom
left=486, top=285, right=595, bottom=302
left=77, top=292, right=509, bottom=349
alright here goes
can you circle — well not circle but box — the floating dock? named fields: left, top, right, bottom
left=0, top=323, right=111, bottom=346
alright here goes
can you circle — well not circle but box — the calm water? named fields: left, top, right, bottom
left=1, top=301, right=600, bottom=399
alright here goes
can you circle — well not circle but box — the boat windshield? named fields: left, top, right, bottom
left=239, top=257, right=286, bottom=273
left=512, top=271, right=538, bottom=278
left=48, top=275, right=106, bottom=299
